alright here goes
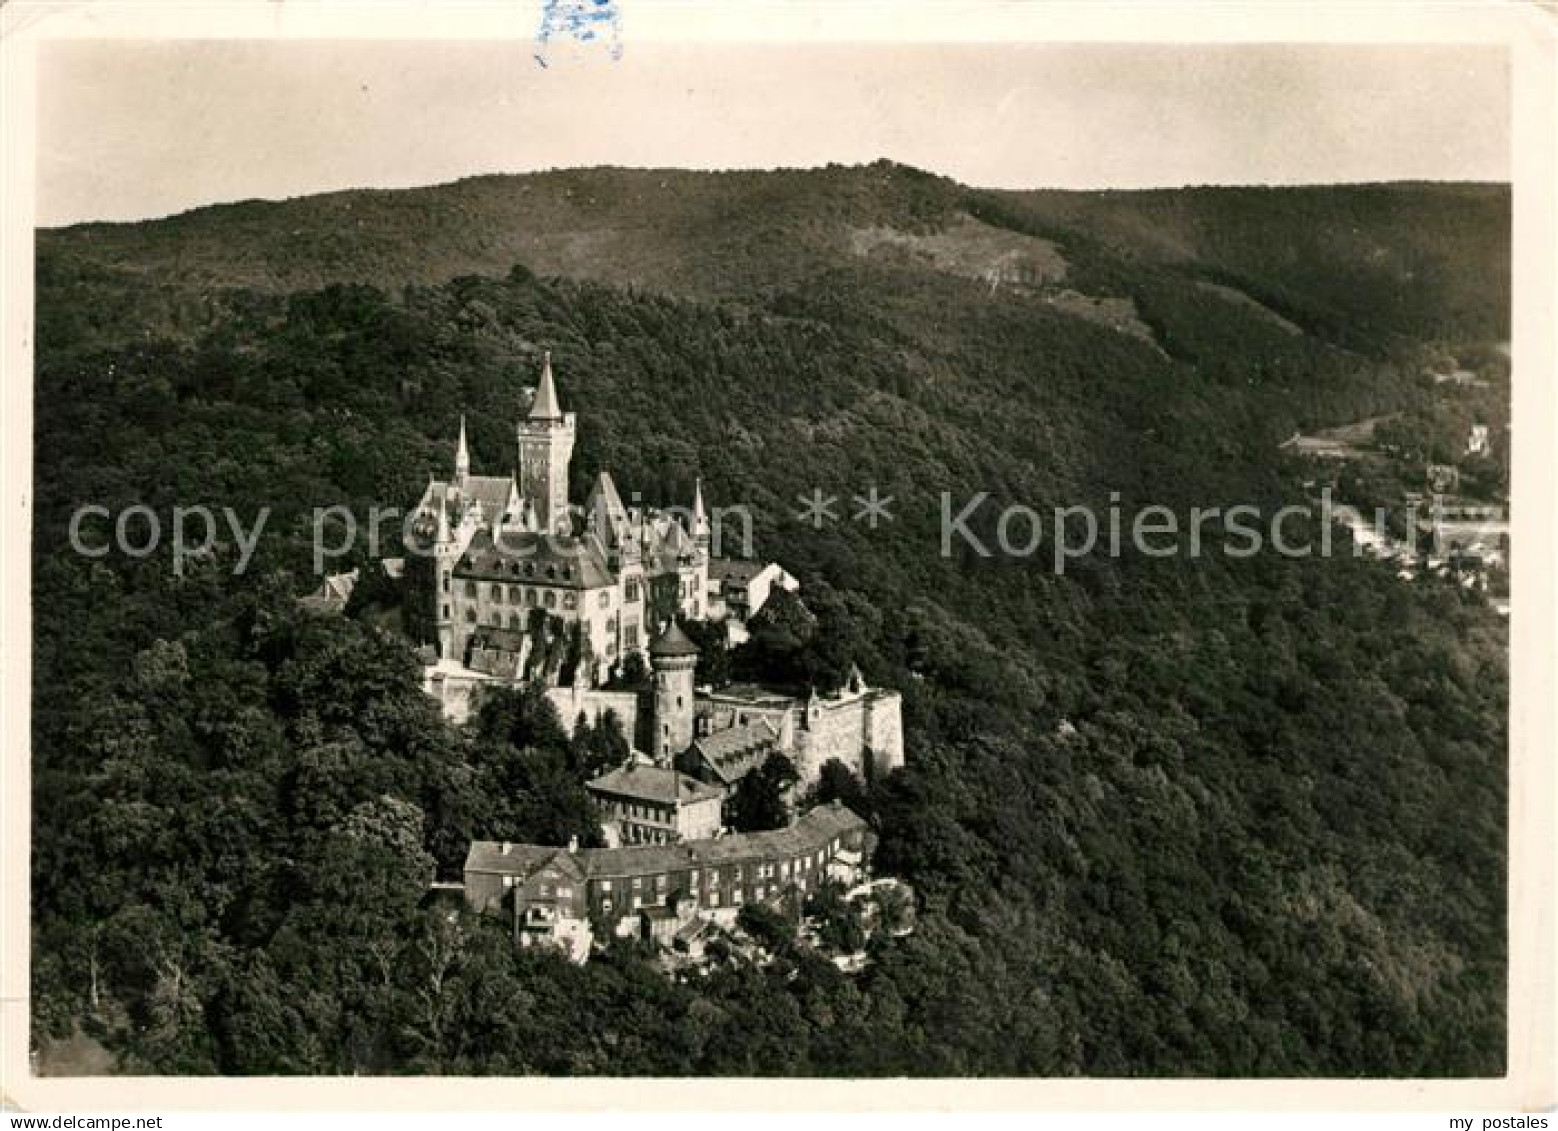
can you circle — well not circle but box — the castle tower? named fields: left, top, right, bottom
left=454, top=415, right=470, bottom=486
left=516, top=351, right=576, bottom=535
left=650, top=620, right=699, bottom=762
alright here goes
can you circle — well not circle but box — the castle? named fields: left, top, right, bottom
left=404, top=352, right=711, bottom=687
left=412, top=355, right=906, bottom=962
left=406, top=354, right=905, bottom=818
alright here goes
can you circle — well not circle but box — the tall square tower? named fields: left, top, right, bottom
left=516, top=352, right=576, bottom=534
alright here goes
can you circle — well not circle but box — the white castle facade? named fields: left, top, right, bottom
left=406, top=353, right=905, bottom=789
left=405, top=352, right=712, bottom=687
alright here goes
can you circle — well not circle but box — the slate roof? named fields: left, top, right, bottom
left=463, top=476, right=521, bottom=523
left=708, top=558, right=767, bottom=586
left=582, top=804, right=868, bottom=879
left=455, top=528, right=616, bottom=589
left=464, top=841, right=560, bottom=876
left=463, top=804, right=868, bottom=883
left=650, top=620, right=700, bottom=658
left=299, top=569, right=358, bottom=614
left=588, top=763, right=724, bottom=806
left=584, top=471, right=628, bottom=528
left=689, top=719, right=779, bottom=786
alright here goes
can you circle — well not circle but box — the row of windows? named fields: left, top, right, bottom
left=621, top=824, right=674, bottom=846
left=607, top=799, right=672, bottom=824
left=476, top=558, right=583, bottom=582
left=599, top=877, right=813, bottom=916
left=467, top=582, right=572, bottom=610
left=464, top=581, right=620, bottom=607
left=594, top=843, right=839, bottom=896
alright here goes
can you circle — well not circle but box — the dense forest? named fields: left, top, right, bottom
left=31, top=164, right=1508, bottom=1075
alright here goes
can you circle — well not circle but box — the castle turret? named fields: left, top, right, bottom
left=691, top=477, right=710, bottom=555
left=454, top=415, right=470, bottom=485
left=516, top=351, right=576, bottom=535
left=650, top=621, right=699, bottom=762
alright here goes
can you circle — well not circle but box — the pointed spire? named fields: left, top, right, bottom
left=455, top=414, right=470, bottom=481
left=691, top=477, right=710, bottom=549
left=529, top=350, right=563, bottom=421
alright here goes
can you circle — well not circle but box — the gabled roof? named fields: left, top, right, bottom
left=464, top=841, right=560, bottom=876
left=463, top=475, right=520, bottom=524
left=586, top=470, right=627, bottom=520
left=708, top=558, right=768, bottom=585
left=689, top=719, right=779, bottom=785
left=588, top=763, right=724, bottom=806
left=584, top=471, right=630, bottom=548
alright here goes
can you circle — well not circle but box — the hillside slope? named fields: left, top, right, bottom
left=30, top=164, right=1509, bottom=1077
left=38, top=163, right=1509, bottom=354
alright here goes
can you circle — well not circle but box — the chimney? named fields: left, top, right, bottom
left=568, top=835, right=579, bottom=854
left=500, top=841, right=512, bottom=855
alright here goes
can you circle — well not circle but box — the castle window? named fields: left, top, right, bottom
left=465, top=608, right=476, bottom=623
left=442, top=576, right=450, bottom=593
left=509, top=585, right=522, bottom=602
left=599, top=590, right=611, bottom=608
left=625, top=579, right=640, bottom=602
left=509, top=614, right=521, bottom=629
left=464, top=581, right=477, bottom=597
left=544, top=591, right=557, bottom=610
left=526, top=589, right=537, bottom=607
left=492, top=584, right=503, bottom=601
left=441, top=604, right=450, bottom=618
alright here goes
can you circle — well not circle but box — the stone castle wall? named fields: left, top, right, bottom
left=862, top=691, right=906, bottom=777
left=792, top=690, right=905, bottom=783
left=546, top=687, right=640, bottom=741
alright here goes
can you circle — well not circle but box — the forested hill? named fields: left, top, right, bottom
left=39, top=163, right=1508, bottom=352
left=31, top=164, right=1508, bottom=1076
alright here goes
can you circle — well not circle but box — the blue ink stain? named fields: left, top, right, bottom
left=536, top=0, right=623, bottom=65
